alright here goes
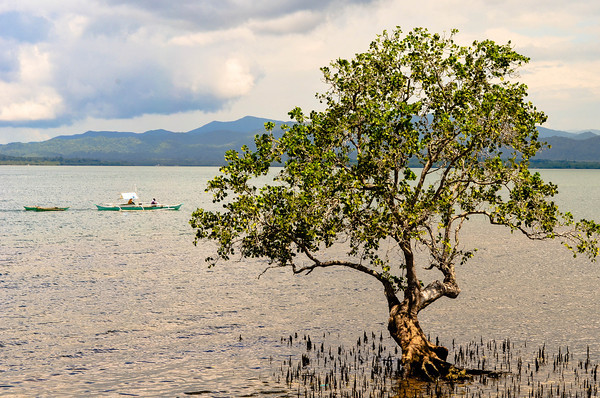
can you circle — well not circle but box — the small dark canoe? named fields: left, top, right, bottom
left=24, top=206, right=69, bottom=212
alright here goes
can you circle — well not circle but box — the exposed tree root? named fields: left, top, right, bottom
left=411, top=360, right=507, bottom=382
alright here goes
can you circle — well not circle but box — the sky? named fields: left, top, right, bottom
left=0, top=0, right=599, bottom=144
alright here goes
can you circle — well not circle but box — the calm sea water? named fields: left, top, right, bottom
left=1, top=166, right=599, bottom=397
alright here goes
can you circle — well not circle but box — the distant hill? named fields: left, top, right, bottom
left=0, top=116, right=599, bottom=167
left=537, top=135, right=600, bottom=162
left=537, top=126, right=600, bottom=141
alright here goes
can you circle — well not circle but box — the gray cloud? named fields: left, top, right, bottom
left=0, top=46, right=19, bottom=81
left=0, top=11, right=52, bottom=43
left=60, top=63, right=225, bottom=120
left=98, top=0, right=372, bottom=31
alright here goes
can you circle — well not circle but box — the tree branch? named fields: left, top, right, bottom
left=418, top=276, right=460, bottom=312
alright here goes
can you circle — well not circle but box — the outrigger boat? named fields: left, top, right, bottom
left=24, top=206, right=69, bottom=212
left=95, top=192, right=182, bottom=211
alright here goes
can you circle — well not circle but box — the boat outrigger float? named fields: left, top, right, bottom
left=95, top=192, right=182, bottom=211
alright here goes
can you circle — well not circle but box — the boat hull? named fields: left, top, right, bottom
left=95, top=203, right=182, bottom=211
left=24, top=206, right=69, bottom=212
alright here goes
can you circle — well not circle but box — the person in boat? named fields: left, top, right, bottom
left=127, top=198, right=135, bottom=205
left=151, top=198, right=157, bottom=206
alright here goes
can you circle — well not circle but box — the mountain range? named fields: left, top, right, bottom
left=0, top=116, right=599, bottom=167
left=0, top=116, right=281, bottom=166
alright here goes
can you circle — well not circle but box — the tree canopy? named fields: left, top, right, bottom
left=190, top=27, right=600, bottom=379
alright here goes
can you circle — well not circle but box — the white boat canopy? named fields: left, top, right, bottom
left=120, top=192, right=139, bottom=200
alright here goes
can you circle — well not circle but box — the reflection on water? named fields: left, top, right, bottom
left=0, top=166, right=599, bottom=396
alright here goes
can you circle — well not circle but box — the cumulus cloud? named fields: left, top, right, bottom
left=0, top=0, right=598, bottom=139
left=0, top=44, right=63, bottom=123
left=0, top=0, right=376, bottom=129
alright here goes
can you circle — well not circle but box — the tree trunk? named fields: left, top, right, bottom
left=380, top=243, right=462, bottom=380
left=387, top=301, right=454, bottom=380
